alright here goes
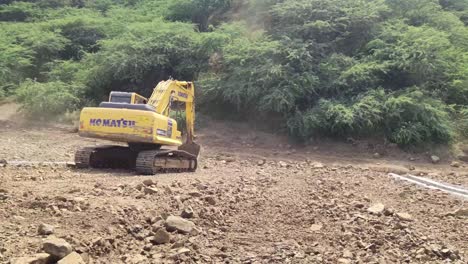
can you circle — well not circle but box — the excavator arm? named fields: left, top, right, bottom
left=147, top=80, right=200, bottom=156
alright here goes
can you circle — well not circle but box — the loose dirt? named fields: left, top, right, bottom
left=1, top=105, right=467, bottom=263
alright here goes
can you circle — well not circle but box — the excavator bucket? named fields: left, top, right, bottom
left=178, top=141, right=201, bottom=158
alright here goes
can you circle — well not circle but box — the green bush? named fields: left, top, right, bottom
left=287, top=89, right=454, bottom=146
left=0, top=2, right=39, bottom=21
left=454, top=107, right=468, bottom=138
left=15, top=80, right=80, bottom=118
left=0, top=0, right=466, bottom=147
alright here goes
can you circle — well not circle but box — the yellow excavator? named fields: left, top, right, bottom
left=75, top=79, right=200, bottom=175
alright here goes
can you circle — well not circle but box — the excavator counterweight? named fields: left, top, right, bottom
left=75, top=80, right=200, bottom=175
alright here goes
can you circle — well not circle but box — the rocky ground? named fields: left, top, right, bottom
left=1, top=115, right=468, bottom=263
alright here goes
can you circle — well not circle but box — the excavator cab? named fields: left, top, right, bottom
left=109, top=92, right=147, bottom=104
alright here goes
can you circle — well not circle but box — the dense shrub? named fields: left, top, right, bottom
left=0, top=0, right=466, bottom=146
left=15, top=80, right=80, bottom=117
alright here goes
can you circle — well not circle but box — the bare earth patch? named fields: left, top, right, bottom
left=0, top=111, right=467, bottom=263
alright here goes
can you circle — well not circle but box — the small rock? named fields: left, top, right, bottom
left=130, top=225, right=143, bottom=233
left=72, top=197, right=85, bottom=203
left=171, top=241, right=185, bottom=249
left=373, top=153, right=381, bottom=158
left=57, top=252, right=85, bottom=264
left=396, top=212, right=413, bottom=221
left=143, top=243, right=153, bottom=251
left=144, top=187, right=158, bottom=195
left=343, top=249, right=353, bottom=258
left=163, top=185, right=173, bottom=194
left=205, top=196, right=216, bottom=205
left=169, top=248, right=191, bottom=259
left=450, top=161, right=461, bottom=168
left=310, top=224, right=323, bottom=232
left=188, top=191, right=203, bottom=197
left=257, top=159, right=266, bottom=166
left=38, top=223, right=55, bottom=235
left=226, top=157, right=236, bottom=163
left=151, top=219, right=165, bottom=232
left=312, top=163, right=325, bottom=169
left=383, top=208, right=394, bottom=216
left=55, top=196, right=68, bottom=202
left=367, top=203, right=385, bottom=214
left=337, top=258, right=351, bottom=264
left=181, top=206, right=194, bottom=219
left=178, top=248, right=191, bottom=254
left=0, top=193, right=8, bottom=200
left=142, top=179, right=155, bottom=186
left=151, top=229, right=171, bottom=245
left=278, top=161, right=288, bottom=168
left=134, top=183, right=144, bottom=191
left=43, top=236, right=73, bottom=259
left=11, top=253, right=50, bottom=264
left=431, top=155, right=440, bottom=164
left=165, top=215, right=196, bottom=234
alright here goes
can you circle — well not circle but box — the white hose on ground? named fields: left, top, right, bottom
left=389, top=173, right=468, bottom=200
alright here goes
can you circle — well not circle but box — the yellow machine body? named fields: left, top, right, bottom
left=78, top=80, right=196, bottom=148
left=74, top=80, right=200, bottom=174
left=78, top=108, right=182, bottom=146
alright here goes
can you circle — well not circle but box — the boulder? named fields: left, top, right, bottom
left=181, top=206, right=194, bottom=219
left=431, top=155, right=440, bottom=164
left=150, top=229, right=170, bottom=245
left=142, top=179, right=155, bottom=186
left=396, top=212, right=413, bottom=222
left=310, top=224, right=323, bottom=232
left=165, top=215, right=196, bottom=234
left=144, top=187, right=159, bottom=195
left=57, top=252, right=85, bottom=264
left=38, top=223, right=54, bottom=235
left=367, top=203, right=385, bottom=214
left=43, top=236, right=73, bottom=259
left=205, top=196, right=216, bottom=206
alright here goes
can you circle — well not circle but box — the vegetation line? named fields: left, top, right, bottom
left=1, top=0, right=467, bottom=147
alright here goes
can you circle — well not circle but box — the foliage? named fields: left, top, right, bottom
left=15, top=79, right=81, bottom=117
left=0, top=2, right=40, bottom=21
left=0, top=0, right=466, bottom=146
left=165, top=0, right=231, bottom=31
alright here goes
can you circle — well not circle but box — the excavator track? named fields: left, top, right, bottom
left=74, top=147, right=96, bottom=168
left=74, top=145, right=137, bottom=170
left=136, top=149, right=197, bottom=175
left=75, top=146, right=197, bottom=175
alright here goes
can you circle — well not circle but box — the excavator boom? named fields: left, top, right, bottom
left=147, top=80, right=200, bottom=157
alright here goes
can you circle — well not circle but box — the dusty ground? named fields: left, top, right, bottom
left=1, top=106, right=468, bottom=264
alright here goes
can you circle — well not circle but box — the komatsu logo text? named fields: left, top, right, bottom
left=178, top=92, right=188, bottom=99
left=89, top=119, right=136, bottom=128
